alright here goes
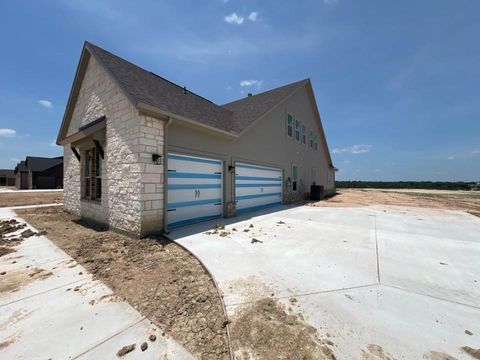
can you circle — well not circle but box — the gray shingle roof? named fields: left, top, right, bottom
left=85, top=42, right=307, bottom=135
left=25, top=157, right=63, bottom=172
left=0, top=169, right=14, bottom=177
left=222, top=79, right=308, bottom=132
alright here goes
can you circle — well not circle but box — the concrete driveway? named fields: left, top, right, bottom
left=169, top=204, right=480, bottom=359
left=0, top=208, right=193, bottom=360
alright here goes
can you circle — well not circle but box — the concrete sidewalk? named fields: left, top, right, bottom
left=0, top=208, right=194, bottom=360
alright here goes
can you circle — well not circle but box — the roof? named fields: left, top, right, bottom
left=0, top=169, right=14, bottom=177
left=58, top=42, right=333, bottom=166
left=85, top=42, right=235, bottom=133
left=15, top=161, right=28, bottom=173
left=84, top=42, right=307, bottom=135
left=222, top=79, right=308, bottom=133
left=24, top=157, right=63, bottom=172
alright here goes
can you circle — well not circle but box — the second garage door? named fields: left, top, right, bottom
left=235, top=162, right=283, bottom=214
left=167, top=153, right=223, bottom=228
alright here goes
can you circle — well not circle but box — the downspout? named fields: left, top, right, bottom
left=163, top=116, right=173, bottom=234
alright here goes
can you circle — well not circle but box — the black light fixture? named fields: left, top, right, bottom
left=152, top=153, right=162, bottom=165
left=228, top=165, right=235, bottom=172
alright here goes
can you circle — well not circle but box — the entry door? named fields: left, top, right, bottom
left=235, top=162, right=283, bottom=214
left=167, top=153, right=223, bottom=228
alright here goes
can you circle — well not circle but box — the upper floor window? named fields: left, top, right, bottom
left=302, top=124, right=306, bottom=145
left=287, top=114, right=293, bottom=138
left=309, top=130, right=314, bottom=148
left=314, top=134, right=319, bottom=150
left=295, top=119, right=300, bottom=142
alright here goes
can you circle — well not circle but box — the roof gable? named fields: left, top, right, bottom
left=222, top=79, right=308, bottom=134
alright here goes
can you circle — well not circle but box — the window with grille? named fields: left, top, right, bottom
left=83, top=147, right=102, bottom=200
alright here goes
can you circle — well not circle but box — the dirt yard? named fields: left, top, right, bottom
left=313, top=188, right=480, bottom=216
left=14, top=206, right=229, bottom=360
left=0, top=191, right=63, bottom=207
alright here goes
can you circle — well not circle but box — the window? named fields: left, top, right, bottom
left=83, top=147, right=102, bottom=200
left=314, top=134, right=318, bottom=151
left=309, top=130, right=314, bottom=148
left=311, top=168, right=316, bottom=185
left=302, top=124, right=306, bottom=145
left=295, top=119, right=300, bottom=142
left=292, top=164, right=298, bottom=192
left=287, top=114, right=293, bottom=138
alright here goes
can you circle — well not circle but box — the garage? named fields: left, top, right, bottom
left=234, top=162, right=283, bottom=214
left=167, top=153, right=223, bottom=228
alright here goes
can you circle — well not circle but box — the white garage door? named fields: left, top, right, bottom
left=167, top=153, right=223, bottom=228
left=235, top=162, right=283, bottom=214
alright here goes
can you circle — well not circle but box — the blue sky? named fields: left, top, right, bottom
left=0, top=0, right=478, bottom=181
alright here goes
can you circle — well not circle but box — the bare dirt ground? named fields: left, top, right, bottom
left=0, top=191, right=63, bottom=207
left=312, top=188, right=480, bottom=216
left=14, top=206, right=229, bottom=360
left=231, top=298, right=336, bottom=360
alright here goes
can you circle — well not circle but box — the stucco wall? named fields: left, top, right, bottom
left=63, top=54, right=165, bottom=235
left=168, top=85, right=335, bottom=207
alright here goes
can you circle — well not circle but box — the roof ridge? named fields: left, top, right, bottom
left=85, top=41, right=218, bottom=106
left=222, top=78, right=309, bottom=107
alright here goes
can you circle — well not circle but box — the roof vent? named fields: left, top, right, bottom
left=247, top=93, right=252, bottom=97
left=183, top=86, right=187, bottom=94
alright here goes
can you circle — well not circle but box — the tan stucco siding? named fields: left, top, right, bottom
left=167, top=85, right=334, bottom=207
left=63, top=55, right=166, bottom=235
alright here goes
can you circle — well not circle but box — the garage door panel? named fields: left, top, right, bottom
left=235, top=185, right=282, bottom=197
left=235, top=162, right=283, bottom=213
left=168, top=203, right=222, bottom=228
left=168, top=188, right=222, bottom=204
left=168, top=153, right=223, bottom=228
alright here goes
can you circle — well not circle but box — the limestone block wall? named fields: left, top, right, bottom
left=63, top=54, right=165, bottom=235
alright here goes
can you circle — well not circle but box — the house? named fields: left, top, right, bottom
left=0, top=169, right=15, bottom=187
left=57, top=42, right=336, bottom=236
left=14, top=156, right=64, bottom=189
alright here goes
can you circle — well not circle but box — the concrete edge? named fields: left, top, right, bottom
left=163, top=232, right=235, bottom=360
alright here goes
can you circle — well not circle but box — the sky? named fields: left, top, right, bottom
left=0, top=0, right=478, bottom=181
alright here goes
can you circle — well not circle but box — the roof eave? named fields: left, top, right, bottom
left=137, top=102, right=239, bottom=139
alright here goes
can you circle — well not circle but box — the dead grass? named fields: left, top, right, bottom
left=15, top=206, right=229, bottom=360
left=312, top=189, right=480, bottom=213
left=0, top=191, right=63, bottom=207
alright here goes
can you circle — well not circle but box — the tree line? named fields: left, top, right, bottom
left=335, top=181, right=479, bottom=191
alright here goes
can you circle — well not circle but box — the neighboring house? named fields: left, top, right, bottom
left=14, top=156, right=64, bottom=189
left=57, top=42, right=336, bottom=236
left=0, top=169, right=15, bottom=186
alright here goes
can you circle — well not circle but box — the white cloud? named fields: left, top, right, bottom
left=447, top=156, right=455, bottom=160
left=332, top=144, right=372, bottom=154
left=224, top=12, right=244, bottom=25
left=0, top=128, right=16, bottom=137
left=374, top=169, right=381, bottom=173
left=324, top=0, right=338, bottom=4
left=240, top=79, right=263, bottom=88
left=10, top=158, right=20, bottom=162
left=248, top=12, right=258, bottom=22
left=342, top=160, right=350, bottom=164
left=472, top=150, right=480, bottom=155
left=38, top=100, right=53, bottom=109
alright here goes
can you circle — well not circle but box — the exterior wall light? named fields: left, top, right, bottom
left=152, top=154, right=162, bottom=165
left=228, top=165, right=235, bottom=172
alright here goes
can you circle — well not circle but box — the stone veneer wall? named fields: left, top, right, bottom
left=63, top=54, right=165, bottom=235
